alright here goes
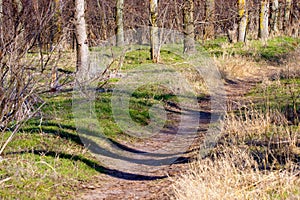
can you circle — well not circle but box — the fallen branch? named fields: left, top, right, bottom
left=0, top=177, right=11, bottom=185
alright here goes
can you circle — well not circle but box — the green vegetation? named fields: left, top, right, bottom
left=203, top=36, right=300, bottom=62
left=0, top=92, right=100, bottom=199
left=0, top=46, right=187, bottom=199
left=248, top=78, right=300, bottom=123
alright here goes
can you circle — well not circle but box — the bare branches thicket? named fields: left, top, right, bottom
left=0, top=1, right=60, bottom=155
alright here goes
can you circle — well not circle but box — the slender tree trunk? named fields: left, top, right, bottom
left=283, top=0, right=292, bottom=34
left=96, top=0, right=107, bottom=40
left=259, top=0, right=269, bottom=41
left=270, top=0, right=279, bottom=34
left=49, top=0, right=61, bottom=91
left=50, top=0, right=62, bottom=50
left=149, top=0, right=160, bottom=63
left=183, top=0, right=195, bottom=54
left=238, top=0, right=248, bottom=42
left=116, top=0, right=124, bottom=46
left=0, top=0, right=2, bottom=46
left=204, top=0, right=215, bottom=40
left=75, top=0, right=89, bottom=72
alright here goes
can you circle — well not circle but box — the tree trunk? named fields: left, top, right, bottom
left=283, top=0, right=292, bottom=34
left=0, top=0, right=2, bottom=46
left=183, top=0, right=195, bottom=54
left=116, top=0, right=124, bottom=46
left=238, top=0, right=248, bottom=42
left=75, top=0, right=89, bottom=72
left=50, top=0, right=62, bottom=51
left=96, top=0, right=107, bottom=40
left=259, top=0, right=269, bottom=41
left=228, top=24, right=238, bottom=43
left=49, top=1, right=58, bottom=90
left=149, top=0, right=160, bottom=63
left=270, top=0, right=279, bottom=34
left=204, top=0, right=215, bottom=40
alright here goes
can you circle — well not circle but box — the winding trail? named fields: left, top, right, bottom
left=76, top=51, right=299, bottom=199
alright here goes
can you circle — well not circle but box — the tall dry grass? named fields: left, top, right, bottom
left=172, top=147, right=299, bottom=200
left=172, top=103, right=300, bottom=200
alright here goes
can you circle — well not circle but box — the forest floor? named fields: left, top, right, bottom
left=0, top=37, right=299, bottom=200
left=76, top=48, right=299, bottom=200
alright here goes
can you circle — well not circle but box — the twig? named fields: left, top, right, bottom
left=0, top=102, right=46, bottom=155
left=36, top=161, right=57, bottom=174
left=0, top=177, right=11, bottom=185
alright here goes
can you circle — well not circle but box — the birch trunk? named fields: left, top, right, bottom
left=149, top=0, right=160, bottom=63
left=183, top=0, right=195, bottom=54
left=259, top=0, right=269, bottom=41
left=238, top=0, right=247, bottom=42
left=116, top=0, right=124, bottom=46
left=75, top=0, right=89, bottom=72
left=270, top=0, right=279, bottom=34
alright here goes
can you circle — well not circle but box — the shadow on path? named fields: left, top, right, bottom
left=6, top=150, right=167, bottom=181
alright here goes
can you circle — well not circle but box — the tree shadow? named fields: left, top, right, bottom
left=6, top=150, right=167, bottom=181
left=21, top=120, right=192, bottom=167
left=79, top=132, right=191, bottom=166
left=21, top=125, right=84, bottom=146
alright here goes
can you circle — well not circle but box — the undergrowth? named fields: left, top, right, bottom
left=172, top=63, right=300, bottom=199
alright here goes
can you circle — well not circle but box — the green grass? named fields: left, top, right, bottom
left=94, top=84, right=178, bottom=137
left=203, top=36, right=300, bottom=62
left=247, top=78, right=300, bottom=123
left=0, top=47, right=189, bottom=198
left=0, top=132, right=100, bottom=199
left=0, top=92, right=101, bottom=199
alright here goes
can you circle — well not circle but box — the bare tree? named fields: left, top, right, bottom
left=116, top=0, right=124, bottom=46
left=238, top=0, right=248, bottom=42
left=75, top=0, right=89, bottom=72
left=149, top=0, right=160, bottom=63
left=183, top=0, right=195, bottom=54
left=204, top=0, right=215, bottom=40
left=259, top=0, right=269, bottom=41
left=0, top=0, right=2, bottom=45
left=96, top=0, right=108, bottom=40
left=270, top=0, right=279, bottom=34
left=283, top=0, right=292, bottom=34
left=49, top=0, right=62, bottom=51
left=228, top=24, right=238, bottom=43
left=0, top=0, right=54, bottom=155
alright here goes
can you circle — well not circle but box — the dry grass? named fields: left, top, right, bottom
left=171, top=46, right=300, bottom=199
left=217, top=56, right=264, bottom=80
left=172, top=97, right=300, bottom=200
left=172, top=147, right=300, bottom=200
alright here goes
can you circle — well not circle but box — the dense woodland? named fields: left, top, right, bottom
left=1, top=0, right=299, bottom=50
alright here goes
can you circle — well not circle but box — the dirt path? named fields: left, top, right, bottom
left=75, top=83, right=248, bottom=199
left=76, top=51, right=299, bottom=199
